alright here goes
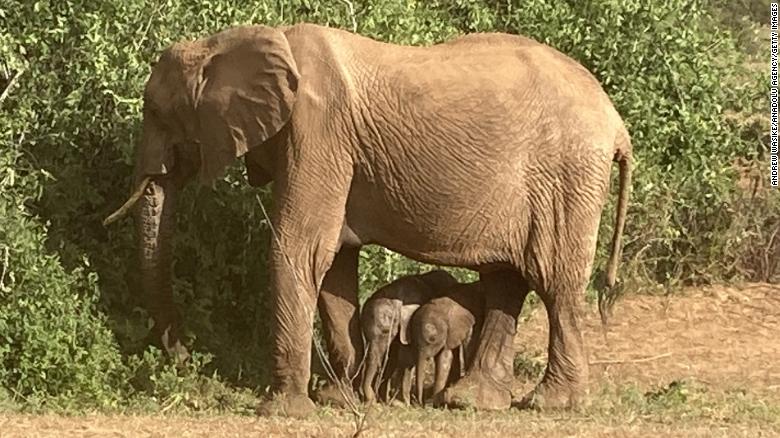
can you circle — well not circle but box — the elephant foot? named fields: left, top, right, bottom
left=441, top=372, right=512, bottom=410
left=513, top=378, right=587, bottom=410
left=256, top=393, right=316, bottom=418
left=388, top=398, right=408, bottom=408
left=362, top=389, right=377, bottom=405
left=431, top=391, right=448, bottom=408
left=314, top=382, right=359, bottom=408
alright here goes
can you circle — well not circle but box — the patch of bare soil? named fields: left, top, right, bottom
left=513, top=283, right=780, bottom=399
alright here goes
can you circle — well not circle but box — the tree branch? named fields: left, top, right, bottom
left=0, top=68, right=24, bottom=106
left=590, top=352, right=672, bottom=365
left=341, top=0, right=357, bottom=32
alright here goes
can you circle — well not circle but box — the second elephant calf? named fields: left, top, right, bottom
left=411, top=281, right=485, bottom=406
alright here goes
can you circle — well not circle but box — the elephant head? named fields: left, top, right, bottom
left=397, top=269, right=459, bottom=344
left=140, top=25, right=299, bottom=183
left=104, top=26, right=300, bottom=356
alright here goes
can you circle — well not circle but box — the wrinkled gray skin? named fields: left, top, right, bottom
left=412, top=281, right=484, bottom=406
left=360, top=270, right=458, bottom=404
left=123, top=23, right=632, bottom=417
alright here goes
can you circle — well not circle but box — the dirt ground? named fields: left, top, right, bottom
left=513, top=282, right=780, bottom=400
left=1, top=283, right=778, bottom=437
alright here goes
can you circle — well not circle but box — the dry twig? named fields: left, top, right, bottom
left=590, top=352, right=672, bottom=365
left=0, top=246, right=9, bottom=292
left=341, top=0, right=357, bottom=32
left=0, top=68, right=24, bottom=106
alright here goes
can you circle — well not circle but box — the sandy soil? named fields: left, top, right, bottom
left=513, top=282, right=780, bottom=400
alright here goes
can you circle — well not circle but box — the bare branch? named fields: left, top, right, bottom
left=341, top=0, right=357, bottom=32
left=590, top=352, right=672, bottom=366
left=764, top=227, right=779, bottom=282
left=0, top=68, right=24, bottom=106
left=0, top=246, right=9, bottom=292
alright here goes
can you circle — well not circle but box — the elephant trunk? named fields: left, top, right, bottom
left=134, top=174, right=188, bottom=360
left=416, top=351, right=427, bottom=405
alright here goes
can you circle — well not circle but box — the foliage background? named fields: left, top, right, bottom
left=0, top=0, right=774, bottom=410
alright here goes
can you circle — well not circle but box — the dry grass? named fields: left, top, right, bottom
left=1, top=283, right=779, bottom=437
left=1, top=403, right=776, bottom=438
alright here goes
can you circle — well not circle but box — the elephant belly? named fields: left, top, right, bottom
left=343, top=177, right=525, bottom=268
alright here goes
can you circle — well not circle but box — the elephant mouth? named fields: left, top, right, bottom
left=103, top=176, right=152, bottom=226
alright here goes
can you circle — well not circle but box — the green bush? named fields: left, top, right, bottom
left=0, top=134, right=126, bottom=409
left=0, top=0, right=772, bottom=409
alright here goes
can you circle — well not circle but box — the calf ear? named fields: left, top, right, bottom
left=399, top=304, right=420, bottom=345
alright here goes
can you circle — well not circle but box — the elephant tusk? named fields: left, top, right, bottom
left=102, top=176, right=152, bottom=226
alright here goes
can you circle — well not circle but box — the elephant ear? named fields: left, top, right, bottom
left=446, top=308, right=476, bottom=350
left=398, top=304, right=420, bottom=345
left=190, top=26, right=299, bottom=182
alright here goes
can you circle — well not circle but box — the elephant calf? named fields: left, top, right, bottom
left=360, top=270, right=458, bottom=404
left=411, top=281, right=484, bottom=406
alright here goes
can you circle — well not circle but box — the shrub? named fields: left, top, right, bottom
left=0, top=143, right=126, bottom=409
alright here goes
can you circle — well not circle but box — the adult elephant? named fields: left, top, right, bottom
left=106, top=23, right=631, bottom=417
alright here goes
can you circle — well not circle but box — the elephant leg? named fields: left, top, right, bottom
left=314, top=246, right=363, bottom=407
left=446, top=344, right=464, bottom=387
left=256, top=197, right=346, bottom=418
left=388, top=366, right=403, bottom=403
left=380, top=362, right=392, bottom=402
left=519, top=288, right=588, bottom=409
left=432, top=349, right=453, bottom=406
left=400, top=365, right=413, bottom=405
left=383, top=342, right=403, bottom=402
left=361, top=341, right=379, bottom=403
left=444, top=270, right=529, bottom=410
left=395, top=345, right=415, bottom=405
left=449, top=327, right=473, bottom=386
left=517, top=198, right=602, bottom=409
left=415, top=351, right=428, bottom=406
left=381, top=375, right=391, bottom=402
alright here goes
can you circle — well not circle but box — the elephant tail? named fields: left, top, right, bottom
left=599, top=130, right=633, bottom=326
